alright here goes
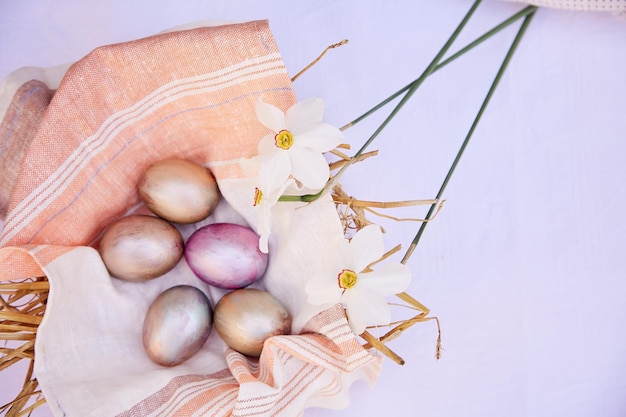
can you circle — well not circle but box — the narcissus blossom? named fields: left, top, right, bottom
left=305, top=224, right=411, bottom=334
left=252, top=179, right=295, bottom=253
left=255, top=97, right=344, bottom=192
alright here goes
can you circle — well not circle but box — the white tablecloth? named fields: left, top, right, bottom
left=1, top=1, right=625, bottom=416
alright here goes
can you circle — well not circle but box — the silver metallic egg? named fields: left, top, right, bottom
left=98, top=214, right=184, bottom=281
left=142, top=285, right=212, bottom=367
left=213, top=288, right=291, bottom=357
left=138, top=159, right=220, bottom=224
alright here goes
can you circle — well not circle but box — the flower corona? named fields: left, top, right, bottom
left=254, top=97, right=344, bottom=191
left=305, top=224, right=411, bottom=334
left=274, top=130, right=294, bottom=150
left=253, top=187, right=263, bottom=206
left=338, top=269, right=357, bottom=289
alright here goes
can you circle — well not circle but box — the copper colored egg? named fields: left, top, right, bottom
left=138, top=159, right=220, bottom=224
left=213, top=288, right=291, bottom=357
left=143, top=285, right=212, bottom=367
left=98, top=214, right=183, bottom=281
left=184, top=223, right=269, bottom=289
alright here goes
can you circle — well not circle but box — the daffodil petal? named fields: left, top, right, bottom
left=239, top=156, right=260, bottom=178
left=289, top=147, right=330, bottom=190
left=258, top=219, right=270, bottom=253
left=255, top=179, right=294, bottom=254
left=358, top=263, right=411, bottom=296
left=343, top=286, right=392, bottom=335
left=255, top=187, right=272, bottom=253
left=268, top=178, right=295, bottom=205
left=258, top=150, right=291, bottom=192
left=285, top=97, right=324, bottom=134
left=306, top=274, right=342, bottom=306
left=258, top=133, right=278, bottom=156
left=296, top=123, right=344, bottom=153
left=256, top=98, right=286, bottom=132
left=349, top=224, right=385, bottom=272
left=345, top=310, right=368, bottom=336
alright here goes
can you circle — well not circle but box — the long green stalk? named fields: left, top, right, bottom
left=280, top=0, right=483, bottom=203
left=400, top=9, right=536, bottom=264
left=341, top=4, right=537, bottom=130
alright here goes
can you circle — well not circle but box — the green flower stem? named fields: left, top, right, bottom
left=400, top=9, right=536, bottom=264
left=319, top=0, right=485, bottom=199
left=341, top=4, right=537, bottom=131
left=279, top=0, right=483, bottom=203
left=277, top=194, right=317, bottom=202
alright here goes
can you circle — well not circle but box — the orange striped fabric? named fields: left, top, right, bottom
left=0, top=20, right=382, bottom=416
left=0, top=80, right=54, bottom=219
left=117, top=306, right=381, bottom=417
left=0, top=21, right=295, bottom=279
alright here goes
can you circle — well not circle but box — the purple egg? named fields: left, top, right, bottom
left=184, top=223, right=268, bottom=289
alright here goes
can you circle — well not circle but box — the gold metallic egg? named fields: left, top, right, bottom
left=138, top=159, right=220, bottom=224
left=143, top=285, right=212, bottom=367
left=98, top=214, right=183, bottom=281
left=213, top=288, right=292, bottom=357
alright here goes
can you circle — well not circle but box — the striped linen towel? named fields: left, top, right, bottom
left=0, top=21, right=381, bottom=416
left=500, top=0, right=626, bottom=16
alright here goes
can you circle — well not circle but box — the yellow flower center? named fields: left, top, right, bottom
left=274, top=130, right=294, bottom=150
left=337, top=269, right=358, bottom=289
left=253, top=187, right=263, bottom=206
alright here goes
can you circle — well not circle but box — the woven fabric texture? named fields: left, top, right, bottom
left=0, top=21, right=381, bottom=416
left=501, top=0, right=626, bottom=15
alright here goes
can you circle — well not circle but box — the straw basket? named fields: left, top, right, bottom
left=1, top=3, right=539, bottom=416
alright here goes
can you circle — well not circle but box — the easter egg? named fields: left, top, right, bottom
left=184, top=223, right=268, bottom=289
left=142, top=285, right=212, bottom=366
left=213, top=288, right=291, bottom=356
left=98, top=214, right=183, bottom=281
left=138, top=159, right=220, bottom=224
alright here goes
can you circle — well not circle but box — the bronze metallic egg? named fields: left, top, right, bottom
left=98, top=214, right=183, bottom=281
left=213, top=288, right=291, bottom=357
left=138, top=159, right=220, bottom=224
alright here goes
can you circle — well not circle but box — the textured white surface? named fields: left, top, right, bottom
left=1, top=1, right=626, bottom=416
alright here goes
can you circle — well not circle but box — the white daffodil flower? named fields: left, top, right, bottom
left=240, top=156, right=296, bottom=253
left=253, top=178, right=295, bottom=253
left=255, top=97, right=344, bottom=192
left=305, top=224, right=412, bottom=335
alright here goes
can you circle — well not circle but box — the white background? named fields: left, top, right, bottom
left=1, top=1, right=626, bottom=416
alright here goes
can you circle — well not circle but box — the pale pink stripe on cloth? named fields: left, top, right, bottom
left=116, top=306, right=381, bottom=417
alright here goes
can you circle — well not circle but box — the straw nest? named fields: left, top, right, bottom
left=0, top=146, right=441, bottom=416
left=0, top=277, right=48, bottom=416
left=1, top=3, right=544, bottom=411
left=0, top=41, right=442, bottom=416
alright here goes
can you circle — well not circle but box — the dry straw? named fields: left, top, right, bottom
left=0, top=277, right=48, bottom=416
left=0, top=1, right=537, bottom=413
left=328, top=152, right=443, bottom=366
